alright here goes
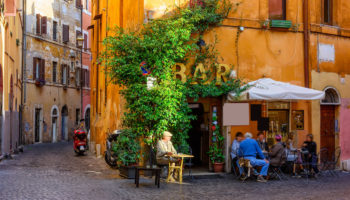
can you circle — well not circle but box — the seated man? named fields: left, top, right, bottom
left=231, top=132, right=244, bottom=176
left=156, top=131, right=178, bottom=181
left=238, top=132, right=269, bottom=183
left=268, top=135, right=286, bottom=167
left=256, top=132, right=269, bottom=152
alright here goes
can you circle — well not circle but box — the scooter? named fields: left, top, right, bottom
left=73, top=129, right=87, bottom=155
left=104, top=130, right=121, bottom=167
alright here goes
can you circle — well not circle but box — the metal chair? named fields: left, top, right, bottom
left=184, top=147, right=194, bottom=179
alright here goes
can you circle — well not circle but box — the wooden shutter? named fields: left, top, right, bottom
left=41, top=16, right=47, bottom=34
left=67, top=65, right=70, bottom=85
left=33, top=58, right=37, bottom=80
left=63, top=25, right=69, bottom=43
left=61, top=64, right=64, bottom=84
left=40, top=59, right=45, bottom=80
left=84, top=34, right=88, bottom=50
left=36, top=14, right=41, bottom=35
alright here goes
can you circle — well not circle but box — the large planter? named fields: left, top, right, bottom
left=213, top=162, right=224, bottom=173
left=120, top=166, right=136, bottom=179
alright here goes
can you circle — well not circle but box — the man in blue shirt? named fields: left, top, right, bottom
left=238, top=132, right=269, bottom=182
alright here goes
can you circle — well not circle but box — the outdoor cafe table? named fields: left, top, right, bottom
left=167, top=154, right=194, bottom=184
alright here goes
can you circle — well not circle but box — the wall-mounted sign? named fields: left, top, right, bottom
left=173, top=63, right=234, bottom=85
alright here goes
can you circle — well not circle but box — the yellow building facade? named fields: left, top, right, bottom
left=0, top=0, right=23, bottom=155
left=91, top=0, right=350, bottom=171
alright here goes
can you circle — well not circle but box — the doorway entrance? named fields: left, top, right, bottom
left=188, top=97, right=222, bottom=169
left=51, top=107, right=58, bottom=143
left=320, top=87, right=340, bottom=161
left=61, top=106, right=68, bottom=141
left=84, top=108, right=90, bottom=132
left=34, top=108, right=41, bottom=143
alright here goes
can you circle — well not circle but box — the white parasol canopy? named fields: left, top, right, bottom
left=228, top=78, right=325, bottom=101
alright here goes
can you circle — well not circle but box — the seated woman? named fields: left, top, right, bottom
left=302, top=134, right=319, bottom=176
left=268, top=135, right=286, bottom=167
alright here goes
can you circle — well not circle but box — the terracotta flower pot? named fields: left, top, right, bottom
left=213, top=162, right=224, bottom=172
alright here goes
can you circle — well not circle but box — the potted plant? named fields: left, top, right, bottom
left=208, top=108, right=225, bottom=172
left=114, top=129, right=141, bottom=179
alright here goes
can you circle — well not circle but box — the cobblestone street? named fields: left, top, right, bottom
left=0, top=142, right=350, bottom=200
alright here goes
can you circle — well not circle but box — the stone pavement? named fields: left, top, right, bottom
left=0, top=142, right=350, bottom=200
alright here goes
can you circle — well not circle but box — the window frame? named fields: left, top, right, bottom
left=322, top=0, right=333, bottom=25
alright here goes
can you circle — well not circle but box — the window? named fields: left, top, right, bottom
left=62, top=25, right=69, bottom=44
left=75, top=109, right=80, bottom=125
left=36, top=14, right=47, bottom=35
left=269, top=0, right=286, bottom=20
left=61, top=64, right=69, bottom=85
left=53, top=21, right=57, bottom=41
left=84, top=33, right=88, bottom=50
left=52, top=62, right=57, bottom=83
left=85, top=0, right=89, bottom=10
left=33, top=58, right=45, bottom=81
left=322, top=0, right=333, bottom=25
left=76, top=30, right=82, bottom=47
left=75, top=68, right=81, bottom=87
left=85, top=69, right=90, bottom=87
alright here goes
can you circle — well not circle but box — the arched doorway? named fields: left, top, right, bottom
left=51, top=106, right=59, bottom=143
left=320, top=87, right=340, bottom=161
left=84, top=108, right=90, bottom=132
left=61, top=106, right=68, bottom=141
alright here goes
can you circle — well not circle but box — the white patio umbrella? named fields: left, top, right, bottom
left=228, top=78, right=325, bottom=101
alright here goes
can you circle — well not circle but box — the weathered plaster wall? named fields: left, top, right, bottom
left=0, top=0, right=23, bottom=154
left=24, top=0, right=82, bottom=144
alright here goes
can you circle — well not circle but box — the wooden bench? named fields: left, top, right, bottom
left=134, top=166, right=161, bottom=188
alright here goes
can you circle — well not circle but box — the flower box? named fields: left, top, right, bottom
left=269, top=20, right=292, bottom=29
left=35, top=79, right=45, bottom=87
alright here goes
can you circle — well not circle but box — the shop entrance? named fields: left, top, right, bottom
left=188, top=103, right=208, bottom=166
left=267, top=102, right=290, bottom=145
left=188, top=97, right=222, bottom=169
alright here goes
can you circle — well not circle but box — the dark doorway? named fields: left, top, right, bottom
left=321, top=105, right=335, bottom=161
left=188, top=103, right=209, bottom=166
left=85, top=108, right=90, bottom=132
left=34, top=108, right=41, bottom=143
left=61, top=106, right=68, bottom=141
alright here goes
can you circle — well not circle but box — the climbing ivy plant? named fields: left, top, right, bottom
left=101, top=0, right=245, bottom=165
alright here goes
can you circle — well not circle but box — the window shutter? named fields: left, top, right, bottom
left=40, top=59, right=45, bottom=80
left=87, top=69, right=89, bottom=87
left=33, top=58, right=37, bottom=80
left=41, top=16, right=47, bottom=34
left=63, top=25, right=69, bottom=43
left=67, top=65, right=70, bottom=85
left=36, top=14, right=41, bottom=35
left=61, top=64, right=64, bottom=84
left=84, top=34, right=88, bottom=50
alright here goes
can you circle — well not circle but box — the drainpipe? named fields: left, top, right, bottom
left=303, top=0, right=309, bottom=88
left=20, top=0, right=27, bottom=146
left=80, top=5, right=83, bottom=120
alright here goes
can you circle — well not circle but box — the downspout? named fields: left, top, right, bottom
left=303, top=0, right=309, bottom=88
left=20, top=0, right=27, bottom=146
left=80, top=5, right=83, bottom=119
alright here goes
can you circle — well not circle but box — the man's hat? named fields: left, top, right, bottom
left=163, top=131, right=173, bottom=137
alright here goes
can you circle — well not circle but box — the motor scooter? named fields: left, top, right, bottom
left=104, top=130, right=121, bottom=167
left=73, top=129, right=87, bottom=155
